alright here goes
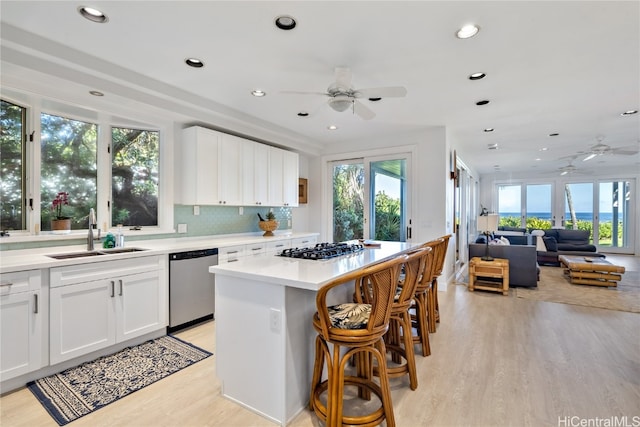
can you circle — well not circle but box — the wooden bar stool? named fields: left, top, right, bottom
left=310, top=254, right=406, bottom=427
left=428, top=234, right=451, bottom=331
left=409, top=239, right=441, bottom=356
left=357, top=247, right=432, bottom=390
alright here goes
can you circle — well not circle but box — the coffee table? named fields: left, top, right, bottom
left=558, top=255, right=625, bottom=287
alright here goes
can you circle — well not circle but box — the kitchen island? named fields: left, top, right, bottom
left=209, top=241, right=413, bottom=426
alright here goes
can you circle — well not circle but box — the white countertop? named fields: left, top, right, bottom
left=0, top=231, right=318, bottom=273
left=209, top=241, right=415, bottom=291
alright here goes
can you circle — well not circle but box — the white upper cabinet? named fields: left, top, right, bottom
left=180, top=126, right=220, bottom=205
left=180, top=126, right=298, bottom=207
left=282, top=149, right=299, bottom=207
left=218, top=133, right=243, bottom=206
left=242, top=140, right=269, bottom=206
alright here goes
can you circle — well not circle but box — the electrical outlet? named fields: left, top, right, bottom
left=193, top=205, right=200, bottom=215
left=239, top=207, right=243, bottom=215
left=270, top=308, right=281, bottom=333
left=288, top=219, right=292, bottom=228
left=177, top=223, right=187, bottom=233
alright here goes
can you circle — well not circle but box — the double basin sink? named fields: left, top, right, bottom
left=47, top=247, right=148, bottom=260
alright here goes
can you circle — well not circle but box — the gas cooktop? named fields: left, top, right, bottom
left=278, top=242, right=365, bottom=260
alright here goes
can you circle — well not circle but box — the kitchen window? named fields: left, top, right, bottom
left=40, top=113, right=98, bottom=231
left=111, top=127, right=159, bottom=227
left=1, top=96, right=164, bottom=235
left=0, top=99, right=26, bottom=231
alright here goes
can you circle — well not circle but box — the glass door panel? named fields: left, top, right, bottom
left=497, top=184, right=522, bottom=227
left=332, top=161, right=364, bottom=242
left=526, top=184, right=553, bottom=229
left=370, top=158, right=407, bottom=241
left=563, top=182, right=594, bottom=241
left=598, top=180, right=631, bottom=252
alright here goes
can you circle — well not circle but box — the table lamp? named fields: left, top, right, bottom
left=477, top=214, right=499, bottom=261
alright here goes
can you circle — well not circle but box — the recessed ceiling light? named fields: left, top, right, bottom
left=327, top=125, right=338, bottom=131
left=483, top=128, right=494, bottom=132
left=476, top=100, right=490, bottom=106
left=456, top=24, right=479, bottom=39
left=469, top=72, right=486, bottom=80
left=368, top=97, right=382, bottom=102
left=539, top=147, right=548, bottom=151
left=251, top=90, right=266, bottom=97
left=549, top=133, right=559, bottom=136
left=621, top=110, right=638, bottom=116
left=275, top=15, right=296, bottom=30
left=89, top=90, right=104, bottom=97
left=297, top=111, right=309, bottom=117
left=535, top=158, right=541, bottom=161
left=185, top=58, right=204, bottom=68
left=78, top=6, right=108, bottom=23
left=488, top=143, right=499, bottom=150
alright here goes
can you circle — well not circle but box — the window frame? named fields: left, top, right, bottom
left=0, top=92, right=174, bottom=241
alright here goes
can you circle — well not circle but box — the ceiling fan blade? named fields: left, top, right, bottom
left=280, top=90, right=328, bottom=96
left=353, top=100, right=376, bottom=120
left=356, top=86, right=407, bottom=98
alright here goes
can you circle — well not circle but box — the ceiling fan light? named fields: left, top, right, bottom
left=329, top=97, right=352, bottom=112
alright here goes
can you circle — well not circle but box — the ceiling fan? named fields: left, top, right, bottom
left=284, top=67, right=407, bottom=120
left=581, top=136, right=640, bottom=161
left=558, top=159, right=580, bottom=176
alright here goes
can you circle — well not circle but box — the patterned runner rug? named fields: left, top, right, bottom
left=28, top=335, right=212, bottom=426
left=515, top=265, right=640, bottom=313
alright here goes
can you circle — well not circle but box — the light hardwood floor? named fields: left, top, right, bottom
left=1, top=255, right=638, bottom=427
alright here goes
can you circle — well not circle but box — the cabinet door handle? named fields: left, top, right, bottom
left=110, top=281, right=115, bottom=297
left=119, top=280, right=123, bottom=296
left=227, top=250, right=238, bottom=254
left=34, top=293, right=38, bottom=314
left=252, top=247, right=263, bottom=251
left=228, top=258, right=239, bottom=263
left=0, top=282, right=12, bottom=287
left=275, top=244, right=284, bottom=248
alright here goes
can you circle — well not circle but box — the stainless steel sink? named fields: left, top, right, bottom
left=99, top=247, right=148, bottom=254
left=47, top=247, right=148, bottom=259
left=47, top=251, right=106, bottom=259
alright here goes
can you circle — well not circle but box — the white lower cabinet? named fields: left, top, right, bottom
left=291, top=236, right=317, bottom=249
left=49, top=257, right=165, bottom=365
left=0, top=270, right=44, bottom=381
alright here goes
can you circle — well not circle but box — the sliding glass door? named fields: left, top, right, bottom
left=496, top=179, right=635, bottom=254
left=331, top=154, right=410, bottom=242
left=597, top=180, right=632, bottom=252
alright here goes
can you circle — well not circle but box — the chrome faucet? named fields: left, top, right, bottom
left=88, top=208, right=96, bottom=251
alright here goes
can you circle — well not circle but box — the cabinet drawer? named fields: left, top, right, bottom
left=219, top=245, right=246, bottom=263
left=0, top=270, right=41, bottom=296
left=291, top=237, right=317, bottom=249
left=266, top=240, right=291, bottom=253
left=50, top=256, right=161, bottom=288
left=246, top=243, right=266, bottom=256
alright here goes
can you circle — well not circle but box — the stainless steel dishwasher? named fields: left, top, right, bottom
left=168, top=248, right=218, bottom=332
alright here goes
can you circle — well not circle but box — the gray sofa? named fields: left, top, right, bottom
left=468, top=243, right=539, bottom=287
left=536, top=229, right=603, bottom=266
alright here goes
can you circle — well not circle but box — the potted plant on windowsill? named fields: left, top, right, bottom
left=51, top=191, right=72, bottom=234
left=258, top=211, right=279, bottom=237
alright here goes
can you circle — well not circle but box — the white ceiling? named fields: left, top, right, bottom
left=1, top=1, right=639, bottom=176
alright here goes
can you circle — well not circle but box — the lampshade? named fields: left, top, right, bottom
left=477, top=214, right=499, bottom=233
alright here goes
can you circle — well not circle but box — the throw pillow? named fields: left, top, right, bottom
left=543, top=236, right=558, bottom=252
left=500, top=236, right=511, bottom=245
